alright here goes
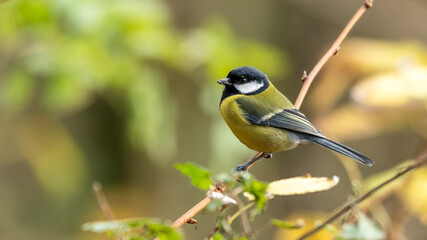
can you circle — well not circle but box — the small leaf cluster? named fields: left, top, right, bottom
left=175, top=162, right=212, bottom=190
left=173, top=162, right=338, bottom=239
left=83, top=161, right=343, bottom=239
left=82, top=218, right=182, bottom=240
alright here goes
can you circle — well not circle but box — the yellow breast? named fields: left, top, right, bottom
left=219, top=92, right=298, bottom=153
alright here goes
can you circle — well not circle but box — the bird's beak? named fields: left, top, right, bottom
left=217, top=78, right=232, bottom=86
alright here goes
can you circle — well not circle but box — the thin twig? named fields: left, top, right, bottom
left=207, top=226, right=220, bottom=239
left=172, top=196, right=212, bottom=228
left=92, top=182, right=115, bottom=221
left=249, top=0, right=373, bottom=193
left=241, top=222, right=273, bottom=239
left=227, top=202, right=255, bottom=226
left=294, top=0, right=373, bottom=109
left=171, top=184, right=227, bottom=228
left=297, top=152, right=427, bottom=240
left=229, top=187, right=252, bottom=234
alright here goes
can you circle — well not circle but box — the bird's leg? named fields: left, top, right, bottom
left=235, top=152, right=271, bottom=172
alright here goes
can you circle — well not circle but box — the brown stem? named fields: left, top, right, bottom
left=92, top=182, right=115, bottom=221
left=297, top=151, right=427, bottom=240
left=294, top=0, right=373, bottom=110
left=172, top=196, right=212, bottom=228
left=235, top=196, right=252, bottom=234
left=207, top=226, right=220, bottom=239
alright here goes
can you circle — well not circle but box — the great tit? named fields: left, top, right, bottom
left=217, top=66, right=374, bottom=171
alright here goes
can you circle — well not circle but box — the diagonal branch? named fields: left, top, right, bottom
left=297, top=151, right=427, bottom=240
left=294, top=0, right=373, bottom=109
left=172, top=196, right=212, bottom=228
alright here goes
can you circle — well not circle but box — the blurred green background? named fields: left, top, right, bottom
left=1, top=0, right=427, bottom=239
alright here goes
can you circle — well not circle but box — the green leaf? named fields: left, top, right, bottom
left=128, top=235, right=144, bottom=240
left=339, top=213, right=384, bottom=240
left=271, top=218, right=304, bottom=229
left=205, top=198, right=223, bottom=212
left=82, top=218, right=182, bottom=240
left=146, top=222, right=182, bottom=240
left=212, top=232, right=224, bottom=240
left=82, top=220, right=125, bottom=234
left=0, top=70, right=33, bottom=113
left=175, top=162, right=212, bottom=190
left=239, top=172, right=269, bottom=213
left=215, top=172, right=234, bottom=184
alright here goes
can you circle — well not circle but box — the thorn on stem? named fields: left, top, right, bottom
left=334, top=47, right=341, bottom=55
left=186, top=218, right=198, bottom=230
left=187, top=218, right=197, bottom=224
left=301, top=71, right=308, bottom=82
left=364, top=0, right=373, bottom=8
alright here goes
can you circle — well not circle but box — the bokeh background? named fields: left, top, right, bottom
left=1, top=0, right=427, bottom=239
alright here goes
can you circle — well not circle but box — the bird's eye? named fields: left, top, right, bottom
left=241, top=77, right=247, bottom=83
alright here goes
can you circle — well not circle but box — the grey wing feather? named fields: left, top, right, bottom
left=251, top=108, right=324, bottom=137
left=235, top=98, right=323, bottom=137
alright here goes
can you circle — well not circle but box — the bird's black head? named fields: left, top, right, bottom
left=218, top=66, right=270, bottom=103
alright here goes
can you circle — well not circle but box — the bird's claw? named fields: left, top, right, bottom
left=234, top=164, right=248, bottom=172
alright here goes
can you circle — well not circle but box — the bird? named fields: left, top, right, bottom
left=217, top=66, right=374, bottom=171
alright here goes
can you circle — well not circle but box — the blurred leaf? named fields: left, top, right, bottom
left=267, top=175, right=339, bottom=196
left=17, top=114, right=88, bottom=202
left=311, top=41, right=427, bottom=141
left=397, top=167, right=427, bottom=225
left=175, top=162, right=212, bottom=190
left=127, top=68, right=177, bottom=162
left=82, top=218, right=182, bottom=240
left=212, top=232, right=224, bottom=240
left=43, top=72, right=93, bottom=114
left=208, top=119, right=253, bottom=171
left=271, top=218, right=304, bottom=229
left=315, top=104, right=427, bottom=141
left=339, top=213, right=384, bottom=240
left=215, top=172, right=235, bottom=185
left=274, top=212, right=335, bottom=240
left=309, top=39, right=427, bottom=113
left=0, top=0, right=290, bottom=170
left=82, top=220, right=124, bottom=234
left=366, top=163, right=413, bottom=189
left=0, top=70, right=32, bottom=113
left=361, top=160, right=414, bottom=210
left=177, top=18, right=288, bottom=79
left=205, top=198, right=224, bottom=212
left=351, top=65, right=427, bottom=108
left=239, top=172, right=269, bottom=213
left=145, top=222, right=182, bottom=240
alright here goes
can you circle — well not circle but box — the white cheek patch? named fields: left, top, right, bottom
left=234, top=82, right=264, bottom=94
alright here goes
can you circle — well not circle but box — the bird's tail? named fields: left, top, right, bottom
left=303, top=135, right=374, bottom=166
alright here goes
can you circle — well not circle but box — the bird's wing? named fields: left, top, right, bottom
left=236, top=97, right=324, bottom=137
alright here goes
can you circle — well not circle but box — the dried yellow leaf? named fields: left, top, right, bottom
left=267, top=175, right=339, bottom=196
